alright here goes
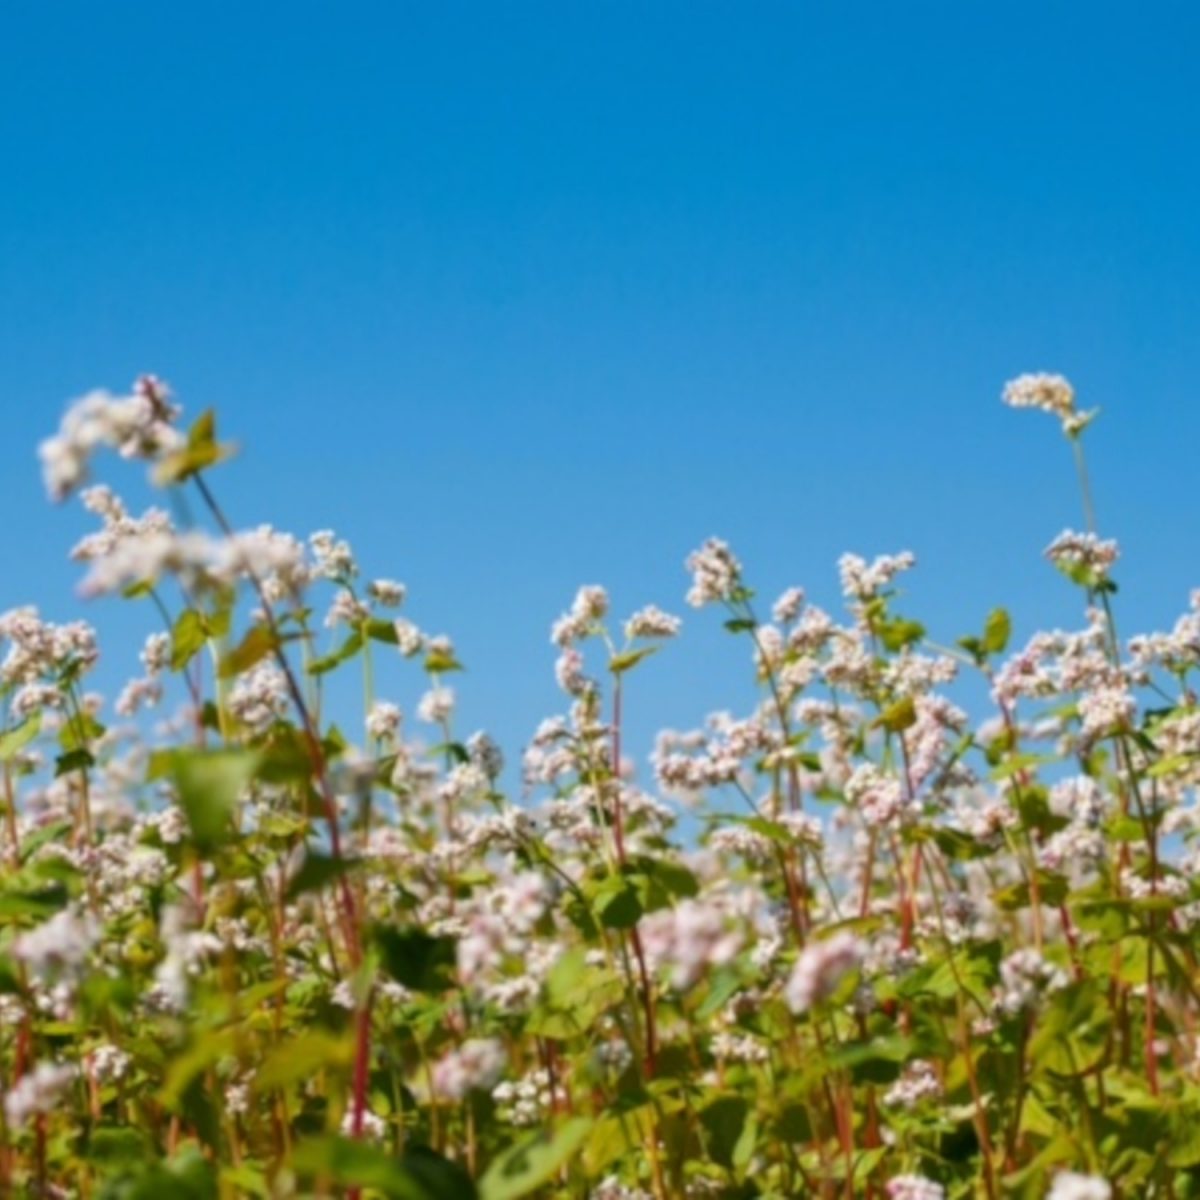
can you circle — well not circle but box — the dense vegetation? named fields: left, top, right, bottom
left=1, top=374, right=1194, bottom=1199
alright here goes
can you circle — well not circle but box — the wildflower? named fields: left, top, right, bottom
left=1077, top=683, right=1135, bottom=739
left=417, top=686, right=455, bottom=725
left=772, top=586, right=806, bottom=625
left=467, top=730, right=505, bottom=779
left=785, top=931, right=863, bottom=1013
left=4, top=1061, right=77, bottom=1128
left=85, top=1043, right=132, bottom=1083
left=838, top=551, right=916, bottom=601
left=1045, top=530, right=1119, bottom=581
left=844, top=763, right=906, bottom=828
left=39, top=379, right=183, bottom=501
left=367, top=578, right=406, bottom=607
left=685, top=538, right=741, bottom=607
left=325, top=588, right=369, bottom=629
left=340, top=1107, right=388, bottom=1140
left=641, top=899, right=743, bottom=990
left=393, top=618, right=424, bottom=657
left=13, top=908, right=97, bottom=982
left=366, top=701, right=402, bottom=742
left=430, top=1038, right=506, bottom=1100
left=886, top=1178, right=944, bottom=1200
left=1046, top=1172, right=1111, bottom=1200
left=624, top=605, right=682, bottom=640
left=227, top=662, right=289, bottom=732
left=309, top=530, right=357, bottom=579
left=883, top=1060, right=942, bottom=1109
left=996, top=949, right=1068, bottom=1015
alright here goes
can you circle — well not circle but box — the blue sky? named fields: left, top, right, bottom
left=3, top=3, right=1199, bottom=777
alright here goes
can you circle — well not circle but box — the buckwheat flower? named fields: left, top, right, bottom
left=366, top=701, right=402, bottom=742
left=85, top=1043, right=132, bottom=1083
left=140, top=632, right=171, bottom=675
left=393, top=618, right=424, bottom=657
left=685, top=538, right=742, bottom=607
left=844, top=763, right=906, bottom=829
left=417, top=685, right=455, bottom=725
left=309, top=530, right=357, bottom=580
left=624, top=604, right=682, bottom=640
left=1003, top=371, right=1075, bottom=419
left=430, top=1038, right=506, bottom=1100
left=227, top=662, right=289, bottom=732
left=886, top=1177, right=945, bottom=1200
left=591, top=1177, right=654, bottom=1200
left=39, top=379, right=183, bottom=501
left=772, top=587, right=806, bottom=625
left=13, top=908, right=97, bottom=982
left=1045, top=530, right=1120, bottom=580
left=641, top=899, right=743, bottom=990
left=555, top=648, right=591, bottom=696
left=467, top=731, right=505, bottom=780
left=340, top=1107, right=388, bottom=1140
left=1076, top=681, right=1135, bottom=739
left=367, top=578, right=406, bottom=607
left=838, top=551, right=916, bottom=602
left=4, top=1061, right=77, bottom=1128
left=785, top=931, right=863, bottom=1013
left=78, top=529, right=218, bottom=597
left=882, top=1060, right=942, bottom=1109
left=572, top=585, right=610, bottom=623
left=325, top=588, right=369, bottom=629
left=996, top=948, right=1068, bottom=1015
left=1046, top=1172, right=1111, bottom=1200
left=115, top=675, right=162, bottom=716
left=225, top=1080, right=251, bottom=1116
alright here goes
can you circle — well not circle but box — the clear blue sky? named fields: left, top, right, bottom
left=3, top=3, right=1199, bottom=775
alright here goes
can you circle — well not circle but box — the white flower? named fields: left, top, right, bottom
left=685, top=538, right=741, bottom=607
left=368, top=579, right=406, bottom=607
left=624, top=605, right=682, bottom=640
left=1003, top=372, right=1075, bottom=418
left=4, top=1061, right=77, bottom=1128
left=366, top=701, right=402, bottom=742
left=1046, top=1172, right=1111, bottom=1200
left=785, top=931, right=863, bottom=1013
left=886, top=1177, right=944, bottom=1200
left=417, top=686, right=455, bottom=725
left=13, top=909, right=97, bottom=982
left=430, top=1038, right=506, bottom=1100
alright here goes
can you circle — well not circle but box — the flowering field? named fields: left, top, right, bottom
left=0, top=374, right=1194, bottom=1200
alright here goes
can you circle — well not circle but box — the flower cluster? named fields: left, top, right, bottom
left=0, top=372, right=1189, bottom=1200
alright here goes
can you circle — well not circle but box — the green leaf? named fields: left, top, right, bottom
left=0, top=883, right=69, bottom=923
left=170, top=748, right=261, bottom=852
left=878, top=616, right=926, bottom=652
left=153, top=408, right=235, bottom=485
left=55, top=747, right=94, bottom=776
left=308, top=631, right=363, bottom=675
left=0, top=713, right=40, bottom=762
left=609, top=646, right=659, bottom=674
left=589, top=875, right=643, bottom=929
left=699, top=1097, right=749, bottom=1170
left=875, top=696, right=916, bottom=733
left=171, top=609, right=208, bottom=671
left=479, top=1118, right=593, bottom=1200
left=293, top=1138, right=476, bottom=1200
left=256, top=1030, right=354, bottom=1091
left=218, top=625, right=283, bottom=679
left=374, top=926, right=457, bottom=993
left=286, top=851, right=357, bottom=900
left=59, top=709, right=104, bottom=753
left=723, top=618, right=757, bottom=634
left=984, top=607, right=1012, bottom=654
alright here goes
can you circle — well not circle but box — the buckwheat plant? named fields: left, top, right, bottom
left=1, top=373, right=1198, bottom=1199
